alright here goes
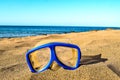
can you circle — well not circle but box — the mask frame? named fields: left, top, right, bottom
left=26, top=42, right=81, bottom=73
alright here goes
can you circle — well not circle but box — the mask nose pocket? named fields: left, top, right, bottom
left=49, top=61, right=61, bottom=71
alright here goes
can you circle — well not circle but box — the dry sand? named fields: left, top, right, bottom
left=0, top=29, right=120, bottom=80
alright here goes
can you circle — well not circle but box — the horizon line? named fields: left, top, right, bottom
left=0, top=25, right=120, bottom=27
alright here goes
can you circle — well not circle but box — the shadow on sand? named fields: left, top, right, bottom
left=80, top=54, right=108, bottom=65
left=81, top=54, right=120, bottom=77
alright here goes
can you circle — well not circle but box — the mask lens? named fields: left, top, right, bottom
left=29, top=48, right=50, bottom=71
left=55, top=46, right=78, bottom=67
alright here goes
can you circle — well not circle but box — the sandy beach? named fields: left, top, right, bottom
left=0, top=29, right=120, bottom=80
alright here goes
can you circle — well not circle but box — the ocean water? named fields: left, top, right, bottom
left=0, top=26, right=120, bottom=38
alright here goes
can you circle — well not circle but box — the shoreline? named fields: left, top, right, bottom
left=0, top=29, right=120, bottom=39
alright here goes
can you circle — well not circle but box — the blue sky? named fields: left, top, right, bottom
left=0, top=0, right=120, bottom=27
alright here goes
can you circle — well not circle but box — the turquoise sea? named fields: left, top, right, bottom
left=0, top=26, right=120, bottom=38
